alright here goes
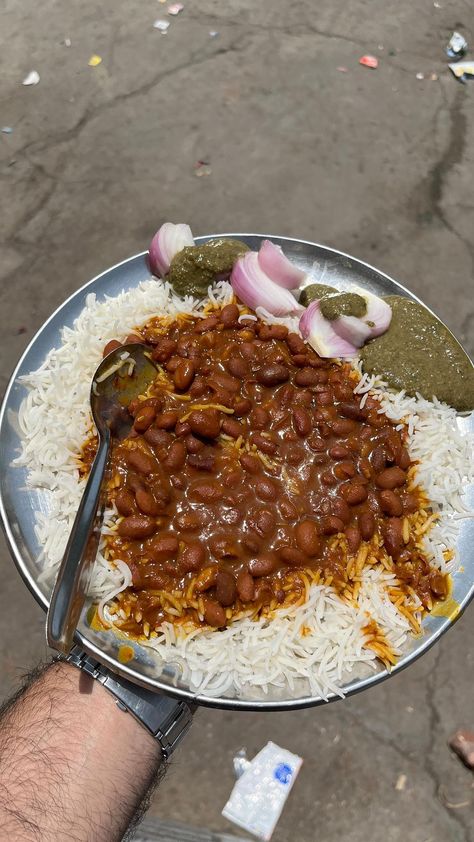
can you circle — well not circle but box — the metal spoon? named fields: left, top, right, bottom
left=47, top=343, right=158, bottom=654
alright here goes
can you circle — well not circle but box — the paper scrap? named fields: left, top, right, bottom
left=153, top=19, right=170, bottom=32
left=359, top=55, right=378, bottom=69
left=88, top=55, right=102, bottom=67
left=22, top=70, right=40, bottom=86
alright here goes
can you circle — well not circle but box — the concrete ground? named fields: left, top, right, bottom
left=1, top=1, right=473, bottom=840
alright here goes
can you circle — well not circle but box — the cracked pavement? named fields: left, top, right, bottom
left=0, top=1, right=473, bottom=840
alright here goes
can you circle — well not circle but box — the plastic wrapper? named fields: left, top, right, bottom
left=449, top=61, right=474, bottom=83
left=446, top=31, right=468, bottom=60
left=222, top=741, right=303, bottom=840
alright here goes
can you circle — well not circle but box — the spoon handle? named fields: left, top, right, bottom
left=47, top=429, right=110, bottom=654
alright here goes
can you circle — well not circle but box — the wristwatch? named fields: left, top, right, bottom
left=61, top=646, right=195, bottom=759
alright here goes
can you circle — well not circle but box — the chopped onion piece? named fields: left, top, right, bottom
left=299, top=300, right=358, bottom=359
left=148, top=222, right=194, bottom=277
left=231, top=252, right=303, bottom=316
left=351, top=286, right=392, bottom=338
left=332, top=315, right=372, bottom=348
left=257, top=239, right=306, bottom=289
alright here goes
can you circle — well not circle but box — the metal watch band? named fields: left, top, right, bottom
left=62, top=646, right=195, bottom=759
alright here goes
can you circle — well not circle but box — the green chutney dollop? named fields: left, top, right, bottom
left=320, top=292, right=367, bottom=321
left=360, top=295, right=474, bottom=412
left=299, top=284, right=338, bottom=307
left=168, top=239, right=249, bottom=298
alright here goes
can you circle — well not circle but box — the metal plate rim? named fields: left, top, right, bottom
left=0, top=234, right=472, bottom=710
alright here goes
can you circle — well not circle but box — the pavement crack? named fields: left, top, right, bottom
left=12, top=35, right=249, bottom=163
left=422, top=647, right=470, bottom=842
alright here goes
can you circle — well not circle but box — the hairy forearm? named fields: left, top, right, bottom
left=0, top=661, right=163, bottom=842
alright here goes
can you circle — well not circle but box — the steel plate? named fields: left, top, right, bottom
left=0, top=234, right=472, bottom=710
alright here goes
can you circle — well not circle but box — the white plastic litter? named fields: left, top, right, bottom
left=222, top=741, right=302, bottom=840
left=22, top=71, right=40, bottom=86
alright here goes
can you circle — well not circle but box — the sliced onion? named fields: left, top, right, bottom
left=257, top=240, right=306, bottom=289
left=231, top=252, right=303, bottom=316
left=332, top=315, right=372, bottom=348
left=299, top=300, right=358, bottom=359
left=148, top=222, right=194, bottom=277
left=353, top=287, right=392, bottom=338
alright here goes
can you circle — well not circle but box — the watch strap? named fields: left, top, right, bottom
left=63, top=647, right=194, bottom=759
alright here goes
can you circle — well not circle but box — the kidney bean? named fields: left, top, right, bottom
left=216, top=570, right=237, bottom=607
left=203, top=599, right=226, bottom=627
left=359, top=511, right=375, bottom=541
left=239, top=341, right=257, bottom=360
left=188, top=378, right=207, bottom=399
left=334, top=383, right=354, bottom=401
left=292, top=407, right=312, bottom=437
left=240, top=453, right=261, bottom=474
left=194, top=565, right=218, bottom=592
left=320, top=516, right=345, bottom=535
left=345, top=526, right=361, bottom=553
left=330, top=498, right=351, bottom=524
left=194, top=315, right=219, bottom=333
left=334, top=460, right=357, bottom=480
left=190, top=481, right=224, bottom=503
left=133, top=405, right=156, bottom=433
left=221, top=416, right=243, bottom=438
left=331, top=418, right=357, bottom=436
left=248, top=554, right=277, bottom=577
left=152, top=337, right=177, bottom=363
left=171, top=475, right=187, bottom=490
left=329, top=444, right=350, bottom=460
left=115, top=488, right=136, bottom=516
left=174, top=510, right=202, bottom=531
left=174, top=420, right=191, bottom=438
left=227, top=357, right=249, bottom=379
left=233, top=398, right=252, bottom=416
left=243, top=535, right=261, bottom=554
left=370, top=445, right=387, bottom=473
left=184, top=434, right=204, bottom=454
left=162, top=441, right=186, bottom=472
left=103, top=339, right=122, bottom=357
left=155, top=411, right=179, bottom=430
left=258, top=323, right=289, bottom=340
left=341, top=482, right=368, bottom=505
left=236, top=570, right=255, bottom=602
left=379, top=489, right=403, bottom=516
left=125, top=450, right=156, bottom=476
left=338, top=401, right=365, bottom=421
left=397, top=446, right=411, bottom=470
left=291, top=354, right=309, bottom=368
left=293, top=368, right=320, bottom=387
left=255, top=364, right=289, bottom=387
left=177, top=335, right=199, bottom=358
left=188, top=452, right=216, bottom=471
left=308, top=434, right=326, bottom=452
left=316, top=391, right=333, bottom=407
left=144, top=427, right=171, bottom=449
left=278, top=546, right=306, bottom=566
left=118, top=515, right=157, bottom=539
left=295, top=519, right=320, bottom=557
left=211, top=371, right=241, bottom=394
left=279, top=498, right=298, bottom=520
left=147, top=534, right=179, bottom=561
left=401, top=492, right=418, bottom=514
left=188, top=409, right=221, bottom=439
left=135, top=488, right=161, bottom=516
left=250, top=508, right=275, bottom=537
left=376, top=466, right=406, bottom=489
left=252, top=432, right=278, bottom=455
left=383, top=517, right=403, bottom=558
left=173, top=359, right=195, bottom=392
left=255, top=477, right=276, bottom=501
left=165, top=357, right=181, bottom=373
left=321, top=470, right=338, bottom=487
left=220, top=303, right=240, bottom=326
left=285, top=332, right=305, bottom=354
left=180, top=541, right=206, bottom=573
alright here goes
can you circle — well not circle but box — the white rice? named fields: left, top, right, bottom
left=14, top=278, right=473, bottom=698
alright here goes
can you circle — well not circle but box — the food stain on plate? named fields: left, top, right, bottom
left=118, top=645, right=135, bottom=664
